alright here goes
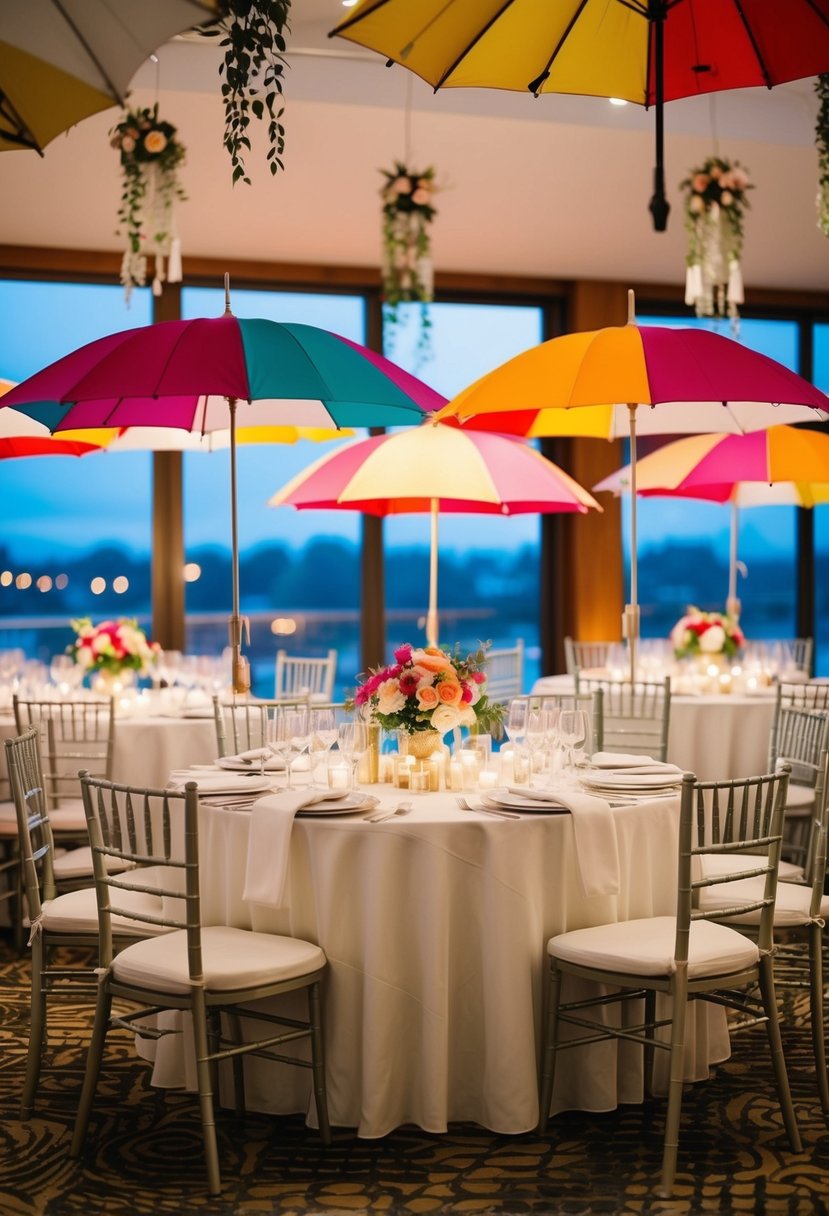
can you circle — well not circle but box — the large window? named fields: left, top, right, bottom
left=383, top=301, right=545, bottom=688
left=627, top=315, right=800, bottom=648
left=0, top=280, right=152, bottom=661
left=180, top=287, right=367, bottom=697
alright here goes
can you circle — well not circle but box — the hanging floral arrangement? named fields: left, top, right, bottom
left=680, top=155, right=751, bottom=333
left=815, top=74, right=829, bottom=237
left=380, top=161, right=437, bottom=361
left=111, top=105, right=186, bottom=302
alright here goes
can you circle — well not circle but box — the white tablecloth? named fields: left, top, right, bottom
left=532, top=674, right=776, bottom=781
left=143, top=787, right=729, bottom=1137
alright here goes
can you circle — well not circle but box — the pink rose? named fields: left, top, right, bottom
left=461, top=684, right=473, bottom=704
left=692, top=173, right=709, bottom=193
left=411, top=187, right=431, bottom=206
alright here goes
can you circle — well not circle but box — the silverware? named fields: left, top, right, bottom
left=455, top=796, right=521, bottom=821
left=366, top=802, right=413, bottom=824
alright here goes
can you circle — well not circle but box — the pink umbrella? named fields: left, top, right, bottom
left=270, top=422, right=600, bottom=648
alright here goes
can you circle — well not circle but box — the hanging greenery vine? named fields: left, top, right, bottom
left=200, top=0, right=291, bottom=185
left=110, top=105, right=186, bottom=301
left=815, top=74, right=829, bottom=237
left=380, top=161, right=437, bottom=364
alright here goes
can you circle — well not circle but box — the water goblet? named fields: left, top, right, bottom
left=559, top=709, right=589, bottom=780
left=525, top=708, right=547, bottom=786
left=267, top=706, right=307, bottom=789
left=337, top=720, right=369, bottom=790
left=308, top=707, right=336, bottom=782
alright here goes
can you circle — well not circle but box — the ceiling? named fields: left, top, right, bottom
left=1, top=0, right=828, bottom=296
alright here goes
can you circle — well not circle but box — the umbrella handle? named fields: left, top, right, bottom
left=648, top=1, right=670, bottom=232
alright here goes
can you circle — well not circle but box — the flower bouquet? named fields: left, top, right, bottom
left=68, top=618, right=160, bottom=682
left=681, top=154, right=751, bottom=330
left=670, top=607, right=745, bottom=661
left=353, top=643, right=503, bottom=748
left=380, top=161, right=437, bottom=360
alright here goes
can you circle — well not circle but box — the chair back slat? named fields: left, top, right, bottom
left=484, top=641, right=525, bottom=703
left=274, top=649, right=337, bottom=702
left=564, top=638, right=617, bottom=675
left=13, top=696, right=114, bottom=808
left=574, top=674, right=671, bottom=762
left=4, top=728, right=56, bottom=916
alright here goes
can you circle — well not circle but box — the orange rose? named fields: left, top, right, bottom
left=411, top=647, right=453, bottom=674
left=416, top=685, right=439, bottom=709
left=436, top=679, right=462, bottom=706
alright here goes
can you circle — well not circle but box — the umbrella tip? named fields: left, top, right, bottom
left=627, top=289, right=636, bottom=325
left=223, top=272, right=233, bottom=316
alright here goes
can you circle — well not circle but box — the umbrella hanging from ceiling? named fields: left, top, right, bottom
left=0, top=283, right=442, bottom=692
left=0, top=0, right=216, bottom=153
left=593, top=425, right=829, bottom=619
left=269, top=421, right=600, bottom=649
left=435, top=291, right=829, bottom=679
left=331, top=0, right=829, bottom=231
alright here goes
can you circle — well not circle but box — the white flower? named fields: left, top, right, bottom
left=699, top=625, right=726, bottom=653
left=376, top=678, right=406, bottom=715
left=431, top=704, right=461, bottom=734
left=458, top=704, right=477, bottom=727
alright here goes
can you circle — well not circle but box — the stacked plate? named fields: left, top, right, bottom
left=578, top=769, right=683, bottom=798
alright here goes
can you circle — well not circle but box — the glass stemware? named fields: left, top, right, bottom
left=308, top=707, right=337, bottom=782
left=267, top=705, right=309, bottom=789
left=525, top=708, right=546, bottom=786
left=337, top=720, right=369, bottom=790
left=559, top=709, right=589, bottom=780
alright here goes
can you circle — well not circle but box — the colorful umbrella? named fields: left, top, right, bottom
left=0, top=288, right=442, bottom=691
left=436, top=292, right=829, bottom=677
left=0, top=394, right=100, bottom=458
left=593, top=425, right=829, bottom=617
left=0, top=0, right=216, bottom=153
left=332, top=0, right=829, bottom=231
left=269, top=422, right=600, bottom=648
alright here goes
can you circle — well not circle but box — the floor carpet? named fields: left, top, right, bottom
left=2, top=941, right=829, bottom=1216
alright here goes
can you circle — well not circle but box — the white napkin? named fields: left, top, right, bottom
left=242, top=789, right=327, bottom=909
left=508, top=785, right=619, bottom=899
left=590, top=752, right=683, bottom=774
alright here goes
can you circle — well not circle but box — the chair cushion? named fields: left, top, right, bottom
left=111, top=925, right=326, bottom=994
left=41, top=868, right=172, bottom=936
left=548, top=916, right=759, bottom=979
left=48, top=801, right=88, bottom=832
left=53, top=846, right=133, bottom=881
left=705, top=876, right=829, bottom=928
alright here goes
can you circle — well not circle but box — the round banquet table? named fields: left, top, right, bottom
left=141, top=785, right=729, bottom=1138
left=532, top=674, right=777, bottom=781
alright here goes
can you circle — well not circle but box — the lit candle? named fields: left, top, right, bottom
left=448, top=759, right=463, bottom=792
left=499, top=749, right=515, bottom=785
left=478, top=769, right=497, bottom=790
left=410, top=766, right=429, bottom=793
left=394, top=755, right=415, bottom=789
left=379, top=755, right=395, bottom=783
left=328, top=762, right=349, bottom=790
left=427, top=754, right=442, bottom=792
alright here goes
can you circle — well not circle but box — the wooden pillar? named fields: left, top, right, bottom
left=556, top=283, right=626, bottom=660
left=150, top=284, right=185, bottom=650
left=360, top=292, right=386, bottom=672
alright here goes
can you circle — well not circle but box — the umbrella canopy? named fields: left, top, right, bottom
left=0, top=0, right=216, bottom=153
left=436, top=293, right=829, bottom=677
left=332, top=0, right=829, bottom=230
left=0, top=395, right=100, bottom=458
left=269, top=422, right=600, bottom=647
left=1, top=301, right=442, bottom=691
left=66, top=424, right=353, bottom=452
left=593, top=425, right=829, bottom=616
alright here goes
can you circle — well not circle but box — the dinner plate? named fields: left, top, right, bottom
left=579, top=771, right=682, bottom=793
left=217, top=756, right=285, bottom=772
left=297, top=794, right=378, bottom=815
left=483, top=789, right=569, bottom=813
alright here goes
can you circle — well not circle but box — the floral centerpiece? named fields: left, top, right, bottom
left=380, top=161, right=437, bottom=362
left=681, top=155, right=751, bottom=332
left=353, top=643, right=503, bottom=752
left=68, top=618, right=160, bottom=683
left=111, top=105, right=186, bottom=301
left=670, top=607, right=745, bottom=661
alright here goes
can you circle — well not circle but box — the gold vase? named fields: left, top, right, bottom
left=405, top=729, right=443, bottom=760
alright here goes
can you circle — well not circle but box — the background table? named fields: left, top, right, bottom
left=143, top=788, right=729, bottom=1137
left=532, top=675, right=776, bottom=781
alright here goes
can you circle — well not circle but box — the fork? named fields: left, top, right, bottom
left=366, top=801, right=413, bottom=824
left=455, top=796, right=521, bottom=821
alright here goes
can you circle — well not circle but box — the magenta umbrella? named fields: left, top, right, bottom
left=0, top=291, right=443, bottom=690
left=270, top=422, right=600, bottom=648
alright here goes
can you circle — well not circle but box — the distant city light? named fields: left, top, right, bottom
left=271, top=617, right=297, bottom=635
left=90, top=577, right=106, bottom=595
left=37, top=575, right=53, bottom=592
left=55, top=573, right=69, bottom=589
left=0, top=570, right=11, bottom=587
left=16, top=572, right=32, bottom=589
left=183, top=562, right=201, bottom=583
left=113, top=576, right=129, bottom=594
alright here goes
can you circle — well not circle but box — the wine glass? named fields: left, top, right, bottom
left=504, top=699, right=528, bottom=745
left=267, top=706, right=308, bottom=789
left=525, top=708, right=547, bottom=786
left=308, top=707, right=336, bottom=782
left=337, top=720, right=369, bottom=790
left=559, top=709, right=589, bottom=779
left=50, top=653, right=83, bottom=696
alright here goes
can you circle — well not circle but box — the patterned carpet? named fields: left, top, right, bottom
left=2, top=939, right=829, bottom=1216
